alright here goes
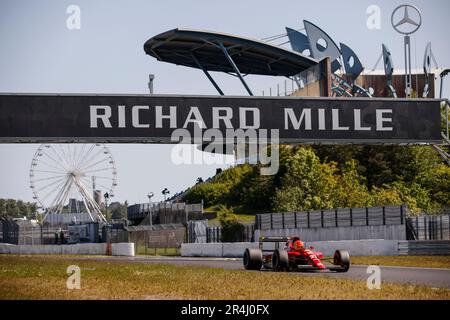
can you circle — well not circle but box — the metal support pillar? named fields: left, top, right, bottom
left=445, top=100, right=450, bottom=140
left=404, top=35, right=412, bottom=97
left=440, top=69, right=450, bottom=99
left=191, top=53, right=224, bottom=95
left=218, top=42, right=253, bottom=96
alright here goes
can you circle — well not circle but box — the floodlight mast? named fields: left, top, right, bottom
left=147, top=192, right=154, bottom=228
left=148, top=74, right=155, bottom=95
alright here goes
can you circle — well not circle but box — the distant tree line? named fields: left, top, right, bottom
left=184, top=145, right=450, bottom=215
left=0, top=198, right=129, bottom=221
left=0, top=198, right=38, bottom=219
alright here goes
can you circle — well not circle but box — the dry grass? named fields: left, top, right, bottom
left=0, top=255, right=449, bottom=300
left=351, top=256, right=450, bottom=269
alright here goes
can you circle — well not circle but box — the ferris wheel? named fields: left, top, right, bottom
left=29, top=144, right=117, bottom=222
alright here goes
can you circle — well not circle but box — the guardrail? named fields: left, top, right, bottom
left=398, top=240, right=450, bottom=255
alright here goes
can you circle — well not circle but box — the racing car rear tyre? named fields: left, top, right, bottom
left=243, top=248, right=263, bottom=270
left=272, top=249, right=289, bottom=271
left=333, top=250, right=350, bottom=272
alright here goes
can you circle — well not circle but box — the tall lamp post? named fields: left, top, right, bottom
left=162, top=188, right=170, bottom=201
left=148, top=74, right=155, bottom=94
left=147, top=192, right=154, bottom=228
left=104, top=192, right=110, bottom=221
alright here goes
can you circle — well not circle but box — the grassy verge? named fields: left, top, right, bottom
left=351, top=256, right=450, bottom=269
left=207, top=215, right=255, bottom=226
left=203, top=204, right=256, bottom=226
left=0, top=255, right=449, bottom=300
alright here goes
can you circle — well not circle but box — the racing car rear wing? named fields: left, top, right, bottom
left=258, top=236, right=292, bottom=252
left=259, top=236, right=291, bottom=242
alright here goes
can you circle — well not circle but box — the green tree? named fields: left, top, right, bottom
left=184, top=183, right=229, bottom=208
left=336, top=160, right=371, bottom=208
left=217, top=205, right=244, bottom=242
left=0, top=199, right=5, bottom=218
left=273, top=147, right=340, bottom=211
left=16, top=200, right=28, bottom=218
left=369, top=186, right=403, bottom=207
left=5, top=199, right=18, bottom=218
left=183, top=144, right=450, bottom=215
left=369, top=181, right=434, bottom=214
left=28, top=202, right=38, bottom=219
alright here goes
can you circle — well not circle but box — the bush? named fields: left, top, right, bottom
left=184, top=183, right=228, bottom=207
left=217, top=205, right=244, bottom=242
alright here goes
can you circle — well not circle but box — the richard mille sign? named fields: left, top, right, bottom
left=0, top=94, right=442, bottom=144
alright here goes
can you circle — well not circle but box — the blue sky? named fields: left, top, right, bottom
left=0, top=0, right=449, bottom=204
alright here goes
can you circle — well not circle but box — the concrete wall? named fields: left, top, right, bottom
left=182, top=242, right=258, bottom=258
left=0, top=243, right=135, bottom=256
left=305, top=240, right=398, bottom=256
left=181, top=239, right=399, bottom=257
left=181, top=243, right=225, bottom=257
left=112, top=243, right=135, bottom=256
left=254, top=224, right=406, bottom=242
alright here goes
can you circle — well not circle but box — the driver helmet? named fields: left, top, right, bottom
left=293, top=239, right=304, bottom=250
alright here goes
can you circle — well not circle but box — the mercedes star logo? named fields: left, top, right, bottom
left=391, top=4, right=422, bottom=35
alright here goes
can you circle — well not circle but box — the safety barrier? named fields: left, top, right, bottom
left=0, top=242, right=135, bottom=256
left=398, top=240, right=450, bottom=255
left=181, top=240, right=450, bottom=257
left=181, top=240, right=400, bottom=257
left=256, top=205, right=406, bottom=230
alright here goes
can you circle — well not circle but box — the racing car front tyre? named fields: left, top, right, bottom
left=333, top=250, right=350, bottom=272
left=243, top=248, right=263, bottom=270
left=272, top=249, right=289, bottom=271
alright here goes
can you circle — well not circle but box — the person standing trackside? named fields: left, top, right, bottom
left=54, top=230, right=59, bottom=244
left=60, top=229, right=65, bottom=244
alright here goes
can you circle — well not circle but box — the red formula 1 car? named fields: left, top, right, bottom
left=243, top=236, right=350, bottom=272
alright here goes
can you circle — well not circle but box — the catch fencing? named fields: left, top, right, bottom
left=206, top=227, right=221, bottom=243
left=2, top=220, right=87, bottom=245
left=187, top=220, right=208, bottom=243
left=126, top=224, right=186, bottom=255
left=1, top=219, right=18, bottom=244
left=255, top=205, right=406, bottom=230
left=107, top=224, right=128, bottom=243
left=43, top=213, right=96, bottom=225
left=206, top=224, right=255, bottom=243
left=406, top=214, right=450, bottom=240
left=127, top=202, right=203, bottom=224
left=40, top=224, right=68, bottom=244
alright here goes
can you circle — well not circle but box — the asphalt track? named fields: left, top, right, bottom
left=75, top=256, right=450, bottom=289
